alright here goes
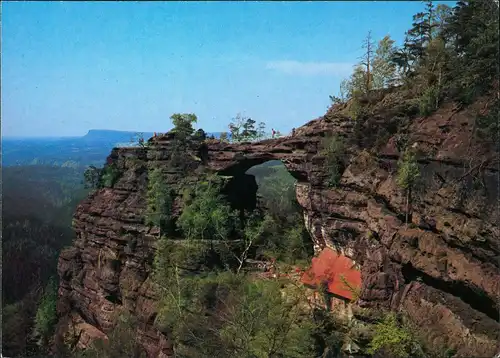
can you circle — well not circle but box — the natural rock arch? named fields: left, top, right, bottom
left=57, top=97, right=500, bottom=358
left=204, top=138, right=309, bottom=180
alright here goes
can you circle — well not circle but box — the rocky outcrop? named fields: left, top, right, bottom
left=56, top=92, right=499, bottom=357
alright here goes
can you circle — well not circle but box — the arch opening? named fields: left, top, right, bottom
left=221, top=159, right=301, bottom=217
left=219, top=159, right=314, bottom=263
left=217, top=155, right=282, bottom=178
left=246, top=160, right=299, bottom=215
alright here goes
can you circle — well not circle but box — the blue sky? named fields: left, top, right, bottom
left=2, top=1, right=452, bottom=137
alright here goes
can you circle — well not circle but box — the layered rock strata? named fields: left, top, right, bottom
left=56, top=94, right=499, bottom=357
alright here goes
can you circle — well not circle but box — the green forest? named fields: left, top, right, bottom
left=329, top=0, right=498, bottom=150
left=2, top=165, right=89, bottom=356
left=3, top=0, right=498, bottom=357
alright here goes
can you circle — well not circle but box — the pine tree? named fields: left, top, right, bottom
left=424, top=0, right=437, bottom=43
left=257, top=122, right=266, bottom=139
left=241, top=118, right=257, bottom=139
left=391, top=34, right=416, bottom=80
left=396, top=150, right=420, bottom=226
left=145, top=168, right=173, bottom=235
left=444, top=0, right=499, bottom=100
left=406, top=1, right=435, bottom=61
left=229, top=114, right=260, bottom=142
left=360, top=31, right=375, bottom=91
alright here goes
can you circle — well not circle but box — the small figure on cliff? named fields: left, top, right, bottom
left=291, top=128, right=296, bottom=136
left=154, top=132, right=157, bottom=137
left=271, top=128, right=276, bottom=138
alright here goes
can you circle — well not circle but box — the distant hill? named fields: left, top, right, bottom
left=2, top=129, right=227, bottom=168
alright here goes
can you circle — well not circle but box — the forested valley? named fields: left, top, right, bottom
left=2, top=166, right=89, bottom=355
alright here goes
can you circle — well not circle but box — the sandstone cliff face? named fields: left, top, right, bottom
left=56, top=93, right=499, bottom=357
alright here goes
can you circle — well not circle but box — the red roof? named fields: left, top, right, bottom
left=300, top=248, right=361, bottom=301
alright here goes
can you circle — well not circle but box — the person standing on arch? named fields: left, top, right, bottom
left=271, top=128, right=276, bottom=138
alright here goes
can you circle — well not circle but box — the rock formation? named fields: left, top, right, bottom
left=56, top=91, right=499, bottom=357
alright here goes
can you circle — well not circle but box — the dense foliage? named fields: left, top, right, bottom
left=33, top=278, right=58, bottom=348
left=83, top=163, right=122, bottom=189
left=151, top=269, right=320, bottom=358
left=145, top=167, right=174, bottom=234
left=177, top=176, right=236, bottom=241
left=171, top=113, right=198, bottom=138
left=396, top=149, right=421, bottom=225
left=2, top=165, right=88, bottom=357
left=228, top=113, right=267, bottom=142
left=73, top=313, right=147, bottom=358
left=332, top=0, right=499, bottom=133
left=367, top=314, right=422, bottom=358
left=142, top=160, right=327, bottom=357
left=320, top=134, right=346, bottom=187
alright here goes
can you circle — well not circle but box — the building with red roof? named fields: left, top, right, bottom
left=300, top=247, right=361, bottom=314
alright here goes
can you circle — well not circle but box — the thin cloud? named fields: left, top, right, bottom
left=266, top=60, right=353, bottom=76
